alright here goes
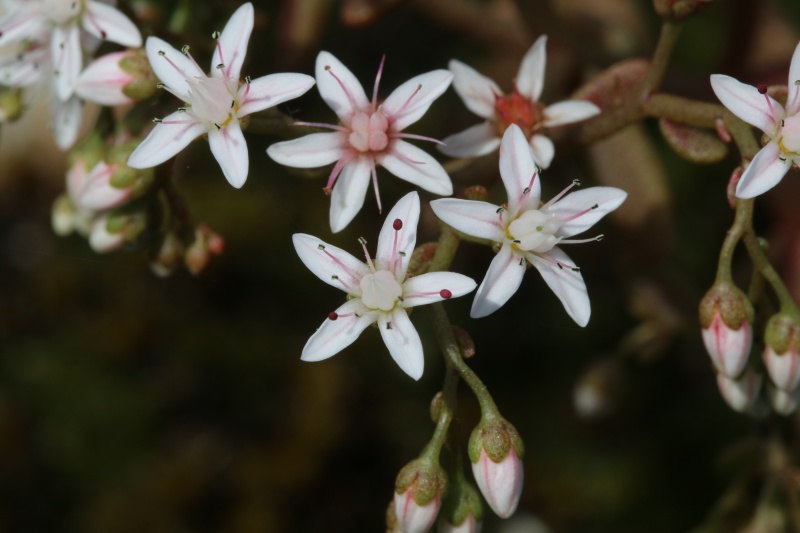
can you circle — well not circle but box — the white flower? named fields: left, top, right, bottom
left=430, top=124, right=626, bottom=326
left=126, top=3, right=315, bottom=188
left=440, top=35, right=600, bottom=168
left=268, top=51, right=454, bottom=232
left=292, top=192, right=476, bottom=380
left=710, top=41, right=800, bottom=198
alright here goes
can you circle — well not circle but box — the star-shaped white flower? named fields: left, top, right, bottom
left=430, top=124, right=626, bottom=326
left=126, top=3, right=315, bottom=188
left=268, top=52, right=454, bottom=233
left=440, top=35, right=600, bottom=169
left=293, top=192, right=476, bottom=380
left=710, top=41, right=800, bottom=198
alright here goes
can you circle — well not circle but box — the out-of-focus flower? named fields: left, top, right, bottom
left=394, top=457, right=447, bottom=533
left=710, top=42, right=800, bottom=198
left=76, top=49, right=156, bottom=105
left=763, top=313, right=800, bottom=391
left=292, top=192, right=476, bottom=380
left=127, top=2, right=315, bottom=188
left=469, top=417, right=524, bottom=519
left=698, top=283, right=754, bottom=378
left=716, top=367, right=763, bottom=413
left=268, top=51, right=453, bottom=232
left=767, top=384, right=800, bottom=416
left=440, top=35, right=600, bottom=168
left=431, top=124, right=626, bottom=325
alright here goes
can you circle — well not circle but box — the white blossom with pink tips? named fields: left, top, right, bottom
left=126, top=2, right=315, bottom=189
left=430, top=124, right=626, bottom=326
left=710, top=41, right=800, bottom=198
left=292, top=192, right=476, bottom=380
left=440, top=35, right=600, bottom=168
left=268, top=51, right=454, bottom=233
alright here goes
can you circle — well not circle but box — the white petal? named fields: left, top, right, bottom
left=0, top=45, right=46, bottom=87
left=75, top=51, right=133, bottom=106
left=528, top=133, right=554, bottom=169
left=439, top=122, right=501, bottom=158
left=292, top=233, right=369, bottom=294
left=710, top=74, right=784, bottom=134
left=126, top=110, right=207, bottom=168
left=787, top=42, right=800, bottom=115
left=516, top=35, right=547, bottom=102
left=381, top=69, right=452, bottom=131
left=267, top=133, right=345, bottom=168
left=330, top=158, right=371, bottom=233
left=735, top=141, right=792, bottom=198
left=79, top=161, right=131, bottom=210
left=89, top=216, right=125, bottom=253
left=429, top=198, right=505, bottom=242
left=448, top=59, right=501, bottom=119
left=376, top=191, right=419, bottom=279
left=0, top=4, right=44, bottom=47
left=378, top=308, right=424, bottom=380
left=548, top=186, right=627, bottom=238
left=52, top=94, right=82, bottom=150
left=379, top=140, right=453, bottom=195
left=209, top=120, right=249, bottom=188
left=499, top=124, right=540, bottom=213
left=236, top=72, right=316, bottom=117
left=470, top=243, right=526, bottom=318
left=301, top=299, right=376, bottom=362
left=83, top=1, right=142, bottom=47
left=527, top=247, right=590, bottom=327
left=543, top=100, right=600, bottom=127
left=401, top=271, right=476, bottom=308
left=212, top=2, right=253, bottom=80
left=315, top=51, right=369, bottom=120
left=146, top=37, right=204, bottom=102
left=51, top=23, right=82, bottom=100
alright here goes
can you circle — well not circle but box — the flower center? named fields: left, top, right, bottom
left=779, top=114, right=800, bottom=155
left=360, top=270, right=402, bottom=311
left=187, top=76, right=236, bottom=127
left=348, top=110, right=390, bottom=153
left=43, top=0, right=84, bottom=25
left=507, top=208, right=562, bottom=253
left=494, top=89, right=544, bottom=139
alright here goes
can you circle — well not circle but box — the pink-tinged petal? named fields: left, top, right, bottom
left=315, top=51, right=369, bottom=121
left=449, top=59, right=501, bottom=119
left=126, top=110, right=207, bottom=168
left=401, top=271, right=477, bottom=308
left=0, top=4, right=44, bottom=47
left=52, top=94, right=82, bottom=150
left=710, top=74, right=784, bottom=134
left=394, top=487, right=441, bottom=533
left=330, top=158, right=371, bottom=233
left=212, top=2, right=253, bottom=80
left=787, top=41, right=800, bottom=115
left=716, top=368, right=762, bottom=413
left=376, top=191, right=419, bottom=278
left=736, top=141, right=792, bottom=198
left=236, top=72, right=316, bottom=116
left=527, top=246, right=590, bottom=327
left=378, top=308, right=424, bottom=380
left=89, top=215, right=125, bottom=253
left=528, top=133, right=554, bottom=170
left=75, top=51, right=134, bottom=106
left=292, top=233, right=369, bottom=295
left=267, top=133, right=345, bottom=168
left=209, top=120, right=249, bottom=188
left=470, top=243, right=526, bottom=318
left=381, top=69, right=452, bottom=131
left=51, top=23, right=82, bottom=100
left=548, top=186, right=627, bottom=238
left=543, top=100, right=600, bottom=127
left=78, top=161, right=132, bottom=211
left=516, top=35, right=547, bottom=102
left=379, top=140, right=453, bottom=195
left=702, top=312, right=752, bottom=379
left=439, top=122, right=501, bottom=158
left=499, top=124, right=540, bottom=213
left=472, top=447, right=524, bottom=519
left=763, top=345, right=800, bottom=391
left=429, top=198, right=505, bottom=242
left=146, top=37, right=204, bottom=102
left=301, top=299, right=376, bottom=362
left=83, top=0, right=142, bottom=47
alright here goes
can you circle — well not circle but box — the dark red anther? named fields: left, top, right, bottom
left=440, top=289, right=452, bottom=299
left=758, top=84, right=768, bottom=95
left=393, top=219, right=403, bottom=230
left=328, top=312, right=338, bottom=320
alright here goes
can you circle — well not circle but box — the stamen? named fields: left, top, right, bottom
left=542, top=179, right=581, bottom=209
left=789, top=80, right=800, bottom=112
left=554, top=203, right=599, bottom=223
left=328, top=312, right=338, bottom=320
left=560, top=234, right=605, bottom=244
left=370, top=159, right=382, bottom=214
left=440, top=289, right=452, bottom=299
left=520, top=170, right=538, bottom=203
left=293, top=121, right=348, bottom=132
left=391, top=218, right=402, bottom=272
left=359, top=237, right=375, bottom=270
left=393, top=219, right=403, bottom=230
left=324, top=154, right=352, bottom=193
left=394, top=83, right=423, bottom=116
left=392, top=132, right=445, bottom=145
left=539, top=254, right=579, bottom=272
left=757, top=85, right=780, bottom=126
left=325, top=65, right=357, bottom=110
left=372, top=54, right=386, bottom=111
left=317, top=248, right=360, bottom=290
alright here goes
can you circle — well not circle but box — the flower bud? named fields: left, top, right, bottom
left=394, top=458, right=447, bottom=533
left=150, top=232, right=185, bottom=278
left=573, top=358, right=624, bottom=420
left=438, top=473, right=483, bottom=533
left=468, top=417, right=524, bottom=519
left=185, top=225, right=225, bottom=275
left=767, top=384, right=800, bottom=416
left=762, top=313, right=800, bottom=391
left=699, top=283, right=754, bottom=378
left=653, top=0, right=711, bottom=21
left=716, top=367, right=762, bottom=413
left=75, top=49, right=156, bottom=106
left=89, top=214, right=126, bottom=253
left=0, top=88, right=24, bottom=123
left=51, top=194, right=77, bottom=237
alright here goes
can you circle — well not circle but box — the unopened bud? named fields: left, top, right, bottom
left=699, top=283, right=754, bottom=378
left=51, top=194, right=77, bottom=236
left=461, top=185, right=488, bottom=201
left=716, top=367, right=762, bottom=413
left=150, top=232, right=185, bottom=277
left=185, top=225, right=225, bottom=275
left=438, top=473, right=483, bottom=533
left=0, top=88, right=24, bottom=122
left=394, top=457, right=447, bottom=533
left=653, top=0, right=711, bottom=21
left=452, top=326, right=476, bottom=359
left=407, top=242, right=438, bottom=277
left=767, top=384, right=800, bottom=416
left=468, top=417, right=524, bottom=519
left=89, top=214, right=127, bottom=253
left=763, top=313, right=800, bottom=391
left=75, top=49, right=157, bottom=106
left=573, top=358, right=624, bottom=420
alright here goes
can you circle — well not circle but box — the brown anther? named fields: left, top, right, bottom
left=393, top=219, right=403, bottom=230
left=758, top=84, right=768, bottom=95
left=440, top=289, right=452, bottom=299
left=323, top=187, right=333, bottom=196
left=328, top=312, right=338, bottom=320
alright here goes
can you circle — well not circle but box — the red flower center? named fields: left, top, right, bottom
left=494, top=88, right=544, bottom=138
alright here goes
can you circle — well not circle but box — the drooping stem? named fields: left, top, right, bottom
left=642, top=21, right=683, bottom=97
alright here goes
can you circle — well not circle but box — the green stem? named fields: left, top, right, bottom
left=642, top=21, right=683, bottom=97
left=715, top=199, right=751, bottom=283
left=742, top=228, right=799, bottom=316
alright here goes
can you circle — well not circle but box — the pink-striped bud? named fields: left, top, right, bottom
left=76, top=49, right=156, bottom=106
left=438, top=474, right=483, bottom=533
left=468, top=418, right=524, bottom=519
left=763, top=313, right=800, bottom=391
left=716, top=367, right=762, bottom=413
left=393, top=458, right=447, bottom=533
left=699, top=283, right=754, bottom=378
